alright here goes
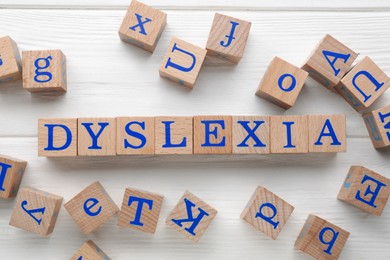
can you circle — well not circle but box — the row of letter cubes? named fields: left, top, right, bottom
left=0, top=36, right=67, bottom=93
left=38, top=114, right=346, bottom=157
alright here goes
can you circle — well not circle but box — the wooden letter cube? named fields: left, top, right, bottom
left=78, top=118, right=116, bottom=156
left=71, top=240, right=111, bottom=260
left=118, top=0, right=167, bottom=53
left=256, top=57, right=308, bottom=109
left=241, top=186, right=294, bottom=239
left=166, top=191, right=217, bottom=242
left=9, top=187, right=63, bottom=236
left=64, top=181, right=119, bottom=234
left=38, top=118, right=78, bottom=157
left=205, top=13, right=251, bottom=64
left=295, top=214, right=350, bottom=259
left=308, top=114, right=346, bottom=153
left=155, top=116, right=193, bottom=154
left=338, top=166, right=390, bottom=216
left=232, top=116, right=270, bottom=154
left=22, top=50, right=67, bottom=93
left=159, top=37, right=207, bottom=89
left=0, top=155, right=27, bottom=199
left=363, top=105, right=390, bottom=149
left=270, top=115, right=308, bottom=153
left=336, top=56, right=390, bottom=112
left=194, top=115, right=232, bottom=154
left=302, top=34, right=358, bottom=89
left=0, top=36, right=22, bottom=84
left=118, top=188, right=164, bottom=234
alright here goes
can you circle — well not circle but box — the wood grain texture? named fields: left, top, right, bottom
left=70, top=240, right=111, bottom=260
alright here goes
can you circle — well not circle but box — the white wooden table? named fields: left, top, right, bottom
left=1, top=1, right=390, bottom=259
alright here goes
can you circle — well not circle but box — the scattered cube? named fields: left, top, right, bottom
left=0, top=155, right=27, bottom=199
left=0, top=36, right=22, bottom=84
left=363, top=105, right=390, bottom=149
left=159, top=37, right=207, bottom=89
left=22, top=50, right=67, bottom=93
left=205, top=13, right=251, bottom=64
left=70, top=240, right=111, bottom=260
left=118, top=188, right=164, bottom=233
left=241, top=186, right=294, bottom=239
left=118, top=0, right=167, bottom=53
left=64, top=181, right=119, bottom=234
left=302, top=34, right=358, bottom=89
left=166, top=191, right=217, bottom=242
left=9, top=187, right=63, bottom=236
left=295, top=214, right=349, bottom=259
left=336, top=56, right=390, bottom=112
left=193, top=115, right=232, bottom=154
left=78, top=118, right=116, bottom=156
left=38, top=118, right=78, bottom=157
left=256, top=57, right=308, bottom=109
left=308, top=114, right=346, bottom=153
left=338, top=166, right=390, bottom=216
left=270, top=115, right=308, bottom=153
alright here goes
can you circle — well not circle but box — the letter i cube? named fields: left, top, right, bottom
left=241, top=186, right=294, bottom=239
left=9, top=187, right=63, bottom=236
left=363, top=105, right=390, bottom=149
left=22, top=50, right=67, bottom=93
left=0, top=36, right=22, bottom=84
left=295, top=214, right=350, bottom=259
left=338, top=166, right=390, bottom=216
left=159, top=37, right=207, bottom=89
left=64, top=182, right=119, bottom=234
left=70, top=240, right=111, bottom=260
left=0, top=155, right=27, bottom=199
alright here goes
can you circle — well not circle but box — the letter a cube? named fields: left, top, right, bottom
left=64, top=182, right=119, bottom=234
left=70, top=240, right=111, bottom=260
left=9, top=187, right=63, bottom=236
left=363, top=105, right=390, bottom=149
left=22, top=50, right=67, bottom=93
left=0, top=155, right=27, bottom=199
left=118, top=188, right=164, bottom=233
left=241, top=186, right=294, bottom=239
left=0, top=36, right=22, bottom=84
left=295, top=214, right=350, bottom=259
left=338, top=166, right=390, bottom=216
left=118, top=0, right=167, bottom=53
left=159, top=37, right=207, bottom=89
left=166, top=191, right=217, bottom=242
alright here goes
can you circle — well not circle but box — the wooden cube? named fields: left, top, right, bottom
left=256, top=57, right=308, bottom=109
left=78, top=118, right=116, bottom=156
left=308, top=114, right=346, bottom=153
left=302, top=34, right=358, bottom=89
left=70, top=240, right=111, bottom=260
left=155, top=116, right=193, bottom=154
left=241, top=186, right=294, bottom=239
left=38, top=118, right=78, bottom=157
left=116, top=117, right=154, bottom=155
left=363, top=105, right=390, bottom=149
left=9, top=187, right=63, bottom=236
left=159, top=37, right=207, bottom=89
left=166, top=191, right=217, bottom=242
left=338, top=166, right=390, bottom=216
left=0, top=36, right=22, bottom=84
left=117, top=188, right=164, bottom=234
left=194, top=115, right=232, bottom=154
left=232, top=116, right=270, bottom=154
left=205, top=13, right=251, bottom=64
left=295, top=214, right=350, bottom=259
left=336, top=56, right=390, bottom=112
left=270, top=115, right=308, bottom=153
left=64, top=181, right=119, bottom=234
left=118, top=0, right=167, bottom=53
left=22, top=50, right=67, bottom=93
left=0, top=155, right=27, bottom=199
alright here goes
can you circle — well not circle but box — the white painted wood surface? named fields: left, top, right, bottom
left=0, top=2, right=389, bottom=260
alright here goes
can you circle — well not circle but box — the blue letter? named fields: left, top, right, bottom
left=322, top=50, right=351, bottom=77
left=220, top=21, right=239, bottom=47
left=34, top=56, right=53, bottom=83
left=83, top=198, right=102, bottom=217
left=128, top=196, right=154, bottom=226
left=237, top=121, right=266, bottom=147
left=129, top=13, right=152, bottom=36
left=352, top=70, right=384, bottom=103
left=0, top=55, right=3, bottom=66
left=44, top=124, right=72, bottom=151
left=162, top=121, right=186, bottom=148
left=165, top=43, right=196, bottom=72
left=171, top=198, right=209, bottom=236
left=201, top=120, right=226, bottom=147
left=0, top=163, right=12, bottom=191
left=355, top=175, right=387, bottom=208
left=283, top=122, right=296, bottom=148
left=278, top=74, right=296, bottom=92
left=81, top=122, right=109, bottom=149
left=124, top=121, right=147, bottom=149
left=314, top=119, right=341, bottom=146
left=319, top=227, right=339, bottom=255
left=255, top=202, right=279, bottom=229
left=378, top=111, right=390, bottom=142
left=21, top=200, right=45, bottom=225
